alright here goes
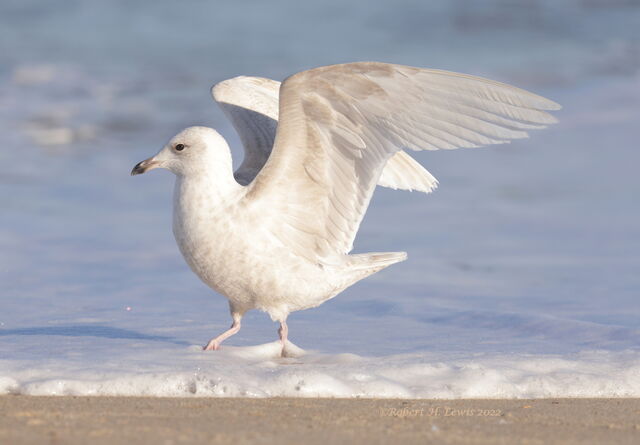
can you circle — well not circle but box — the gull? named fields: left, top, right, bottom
left=131, top=62, right=559, bottom=355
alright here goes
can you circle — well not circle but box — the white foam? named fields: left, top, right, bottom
left=2, top=342, right=639, bottom=398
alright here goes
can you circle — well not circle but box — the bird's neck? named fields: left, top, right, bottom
left=173, top=162, right=243, bottom=212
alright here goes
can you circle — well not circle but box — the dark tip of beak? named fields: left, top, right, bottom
left=131, top=161, right=146, bottom=176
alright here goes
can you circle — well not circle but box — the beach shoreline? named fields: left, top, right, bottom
left=1, top=396, right=638, bottom=444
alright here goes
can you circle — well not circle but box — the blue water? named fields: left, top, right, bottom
left=1, top=0, right=639, bottom=397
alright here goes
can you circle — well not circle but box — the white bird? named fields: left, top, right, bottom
left=131, top=62, right=559, bottom=355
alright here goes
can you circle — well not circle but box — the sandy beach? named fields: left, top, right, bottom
left=1, top=396, right=638, bottom=444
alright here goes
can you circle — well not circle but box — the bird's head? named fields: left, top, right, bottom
left=131, top=126, right=231, bottom=177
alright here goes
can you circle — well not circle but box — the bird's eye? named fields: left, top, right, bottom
left=175, top=143, right=185, bottom=151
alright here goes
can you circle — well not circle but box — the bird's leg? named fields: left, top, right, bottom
left=203, top=312, right=242, bottom=351
left=278, top=319, right=289, bottom=357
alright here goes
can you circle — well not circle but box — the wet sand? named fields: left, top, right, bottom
left=1, top=396, right=639, bottom=444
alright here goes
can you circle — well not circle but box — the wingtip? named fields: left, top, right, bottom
left=544, top=98, right=562, bottom=111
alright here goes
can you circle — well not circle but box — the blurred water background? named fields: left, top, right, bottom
left=1, top=0, right=640, bottom=396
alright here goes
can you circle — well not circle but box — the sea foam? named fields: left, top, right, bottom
left=2, top=342, right=639, bottom=398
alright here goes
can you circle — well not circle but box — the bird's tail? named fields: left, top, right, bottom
left=318, top=251, right=407, bottom=304
left=347, top=251, right=408, bottom=273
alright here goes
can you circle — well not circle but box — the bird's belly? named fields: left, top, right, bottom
left=173, top=214, right=336, bottom=317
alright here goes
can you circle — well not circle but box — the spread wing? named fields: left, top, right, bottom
left=212, top=75, right=438, bottom=192
left=211, top=76, right=280, bottom=185
left=246, top=62, right=560, bottom=262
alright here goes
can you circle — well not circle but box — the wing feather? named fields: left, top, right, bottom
left=212, top=75, right=439, bottom=191
left=247, top=62, right=560, bottom=261
left=211, top=76, right=280, bottom=185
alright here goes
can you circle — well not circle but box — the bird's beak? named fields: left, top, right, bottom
left=131, top=157, right=162, bottom=176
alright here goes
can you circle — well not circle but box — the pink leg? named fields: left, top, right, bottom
left=278, top=319, right=288, bottom=357
left=203, top=312, right=242, bottom=351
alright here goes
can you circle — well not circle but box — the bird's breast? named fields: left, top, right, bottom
left=170, top=178, right=344, bottom=315
left=173, top=198, right=240, bottom=290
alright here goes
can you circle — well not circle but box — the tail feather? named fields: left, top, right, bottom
left=348, top=251, right=407, bottom=272
left=321, top=251, right=407, bottom=304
